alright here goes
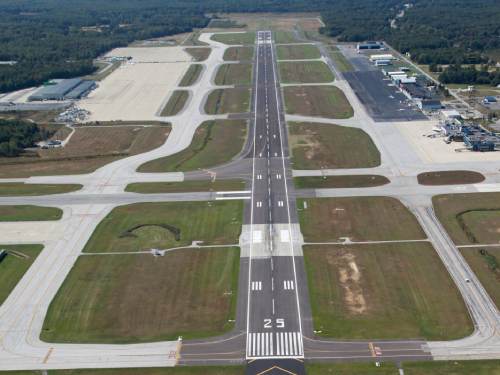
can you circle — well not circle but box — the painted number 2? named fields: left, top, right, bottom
left=264, top=318, right=285, bottom=329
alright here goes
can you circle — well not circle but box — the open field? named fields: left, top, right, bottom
left=79, top=47, right=191, bottom=122
left=276, top=44, right=321, bottom=60
left=433, top=193, right=500, bottom=245
left=0, top=110, right=62, bottom=125
left=288, top=122, right=380, bottom=169
left=417, top=171, right=485, bottom=185
left=283, top=86, right=353, bottom=118
left=214, top=63, right=252, bottom=86
left=160, top=90, right=189, bottom=116
left=184, top=47, right=211, bottom=62
left=204, top=88, right=251, bottom=114
left=126, top=179, right=246, bottom=193
left=461, top=247, right=500, bottom=310
left=0, top=245, right=43, bottom=305
left=0, top=125, right=170, bottom=178
left=138, top=120, right=246, bottom=173
left=298, top=197, right=426, bottom=242
left=0, top=183, right=81, bottom=196
left=42, top=247, right=240, bottom=343
left=218, top=13, right=322, bottom=33
left=304, top=243, right=472, bottom=340
left=4, top=367, right=245, bottom=375
left=274, top=30, right=300, bottom=44
left=307, top=363, right=398, bottom=375
left=328, top=47, right=354, bottom=73
left=294, top=175, right=389, bottom=189
left=223, top=46, right=254, bottom=61
left=0, top=205, right=62, bottom=221
left=211, top=32, right=255, bottom=45
left=279, top=61, right=334, bottom=84
left=83, top=200, right=243, bottom=253
left=179, top=64, right=203, bottom=87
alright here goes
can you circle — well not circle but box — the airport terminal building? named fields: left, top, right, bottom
left=28, top=78, right=96, bottom=101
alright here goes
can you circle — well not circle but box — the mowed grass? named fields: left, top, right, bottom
left=417, top=170, right=485, bottom=185
left=179, top=64, right=203, bottom=87
left=184, top=47, right=211, bottom=62
left=160, top=90, right=189, bottom=116
left=276, top=44, right=321, bottom=60
left=138, top=120, right=247, bottom=173
left=214, top=63, right=252, bottom=86
left=433, top=193, right=500, bottom=245
left=304, top=243, right=472, bottom=340
left=0, top=244, right=43, bottom=305
left=279, top=61, right=334, bottom=83
left=294, top=175, right=389, bottom=189
left=126, top=179, right=246, bottom=193
left=307, top=362, right=398, bottom=375
left=0, top=183, right=81, bottom=196
left=329, top=47, right=354, bottom=72
left=461, top=247, right=500, bottom=310
left=205, top=88, right=251, bottom=114
left=211, top=32, right=255, bottom=45
left=223, top=46, right=254, bottom=61
left=42, top=247, right=240, bottom=343
left=298, top=197, right=426, bottom=242
left=274, top=30, right=299, bottom=44
left=288, top=122, right=380, bottom=169
left=283, top=86, right=353, bottom=119
left=6, top=367, right=245, bottom=375
left=0, top=205, right=62, bottom=221
left=83, top=200, right=243, bottom=253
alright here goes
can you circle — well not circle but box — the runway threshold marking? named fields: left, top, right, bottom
left=42, top=347, right=53, bottom=364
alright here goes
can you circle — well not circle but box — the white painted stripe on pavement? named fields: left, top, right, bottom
left=215, top=196, right=251, bottom=200
left=216, top=190, right=251, bottom=194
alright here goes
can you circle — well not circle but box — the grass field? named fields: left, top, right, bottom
left=461, top=247, right=500, bottom=310
left=160, top=91, right=189, bottom=116
left=138, top=120, right=247, bottom=173
left=204, top=88, right=251, bottom=114
left=184, top=47, right=211, bottom=62
left=0, top=125, right=170, bottom=178
left=126, top=179, right=246, bottom=193
left=214, top=63, right=252, bottom=86
left=417, top=171, right=485, bottom=185
left=279, top=61, right=334, bottom=83
left=211, top=32, right=255, bottom=45
left=0, top=205, right=62, bottom=221
left=179, top=64, right=203, bottom=87
left=223, top=46, right=254, bottom=61
left=276, top=44, right=321, bottom=60
left=83, top=200, right=243, bottom=253
left=307, top=360, right=500, bottom=375
left=298, top=197, right=426, bottom=242
left=304, top=243, right=472, bottom=340
left=42, top=247, right=240, bottom=343
left=433, top=193, right=500, bottom=245
left=288, top=122, right=380, bottom=169
left=0, top=244, right=43, bottom=305
left=274, top=30, right=299, bottom=44
left=328, top=47, right=354, bottom=72
left=7, top=367, right=245, bottom=375
left=294, top=175, right=389, bottom=189
left=0, top=183, right=81, bottom=196
left=283, top=86, right=353, bottom=119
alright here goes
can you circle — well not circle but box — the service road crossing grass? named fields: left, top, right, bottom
left=223, top=46, right=254, bottom=61
left=278, top=61, right=334, bottom=84
left=0, top=205, right=63, bottom=221
left=41, top=247, right=240, bottom=343
left=138, top=120, right=247, bottom=173
left=283, top=85, right=353, bottom=119
left=82, top=200, right=243, bottom=253
left=0, top=244, right=43, bottom=305
left=304, top=243, right=472, bottom=340
left=298, top=197, right=426, bottom=242
left=288, top=122, right=380, bottom=169
left=126, top=179, right=246, bottom=194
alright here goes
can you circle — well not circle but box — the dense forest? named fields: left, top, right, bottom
left=0, top=0, right=499, bottom=92
left=0, top=119, right=52, bottom=157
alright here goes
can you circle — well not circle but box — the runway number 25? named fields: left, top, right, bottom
left=264, top=318, right=285, bottom=329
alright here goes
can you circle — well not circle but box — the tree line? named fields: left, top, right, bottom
left=0, top=119, right=53, bottom=157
